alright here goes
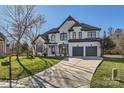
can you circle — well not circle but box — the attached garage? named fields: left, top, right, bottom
left=72, top=47, right=83, bottom=56
left=86, top=46, right=97, bottom=56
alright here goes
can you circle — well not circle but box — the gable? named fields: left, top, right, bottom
left=32, top=35, right=46, bottom=44
left=58, top=16, right=76, bottom=32
left=58, top=20, right=75, bottom=32
left=58, top=16, right=100, bottom=32
left=36, top=36, right=45, bottom=42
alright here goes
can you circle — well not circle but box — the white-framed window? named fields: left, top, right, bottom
left=88, top=32, right=96, bottom=38
left=51, top=34, right=55, bottom=41
left=79, top=32, right=82, bottom=39
left=72, top=32, right=76, bottom=39
left=60, top=33, right=67, bottom=41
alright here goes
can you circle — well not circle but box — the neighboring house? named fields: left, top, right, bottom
left=33, top=16, right=101, bottom=57
left=0, top=32, right=7, bottom=56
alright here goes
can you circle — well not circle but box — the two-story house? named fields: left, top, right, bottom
left=33, top=16, right=101, bottom=57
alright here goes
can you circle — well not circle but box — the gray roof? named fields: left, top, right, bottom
left=42, top=28, right=59, bottom=40
left=34, top=16, right=101, bottom=42
left=80, top=23, right=101, bottom=31
left=32, top=28, right=58, bottom=44
left=68, top=20, right=101, bottom=31
left=47, top=28, right=59, bottom=34
left=45, top=16, right=100, bottom=34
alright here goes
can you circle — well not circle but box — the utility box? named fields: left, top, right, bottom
left=112, top=68, right=118, bottom=81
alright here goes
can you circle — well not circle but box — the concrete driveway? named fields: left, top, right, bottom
left=18, top=57, right=102, bottom=88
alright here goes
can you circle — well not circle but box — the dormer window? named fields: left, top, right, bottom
left=88, top=32, right=96, bottom=38
left=72, top=32, right=76, bottom=39
left=51, top=34, right=55, bottom=41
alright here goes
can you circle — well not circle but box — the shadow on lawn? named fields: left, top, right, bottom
left=116, top=80, right=124, bottom=83
left=103, top=57, right=124, bottom=63
left=15, top=57, right=92, bottom=88
left=0, top=56, right=7, bottom=59
left=17, top=59, right=59, bottom=88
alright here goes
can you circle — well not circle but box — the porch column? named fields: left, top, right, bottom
left=47, top=45, right=51, bottom=56
left=97, top=46, right=101, bottom=57
left=56, top=45, right=59, bottom=56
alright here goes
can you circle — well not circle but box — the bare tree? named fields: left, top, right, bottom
left=0, top=5, right=45, bottom=61
left=25, top=19, right=46, bottom=57
left=110, top=28, right=124, bottom=57
left=115, top=29, right=124, bottom=57
left=108, top=27, right=114, bottom=36
left=119, top=37, right=124, bottom=57
left=25, top=22, right=44, bottom=42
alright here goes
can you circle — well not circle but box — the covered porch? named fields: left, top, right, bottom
left=47, top=43, right=69, bottom=57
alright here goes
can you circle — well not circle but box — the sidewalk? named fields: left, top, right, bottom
left=0, top=81, right=28, bottom=88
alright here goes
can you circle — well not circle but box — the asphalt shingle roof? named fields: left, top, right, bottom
left=34, top=16, right=101, bottom=42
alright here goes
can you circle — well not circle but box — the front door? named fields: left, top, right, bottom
left=59, top=44, right=68, bottom=56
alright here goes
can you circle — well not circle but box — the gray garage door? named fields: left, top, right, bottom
left=86, top=46, right=97, bottom=56
left=72, top=47, right=83, bottom=56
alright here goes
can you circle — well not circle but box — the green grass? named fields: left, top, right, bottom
left=0, top=56, right=63, bottom=80
left=90, top=57, right=124, bottom=88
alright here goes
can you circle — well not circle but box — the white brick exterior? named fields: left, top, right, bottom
left=69, top=42, right=101, bottom=57
left=35, top=17, right=101, bottom=57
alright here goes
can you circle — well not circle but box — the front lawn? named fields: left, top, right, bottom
left=90, top=58, right=124, bottom=88
left=0, top=56, right=63, bottom=80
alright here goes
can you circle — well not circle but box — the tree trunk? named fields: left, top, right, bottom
left=27, top=49, right=29, bottom=58
left=16, top=53, right=20, bottom=62
left=32, top=44, right=36, bottom=58
left=16, top=41, right=20, bottom=62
